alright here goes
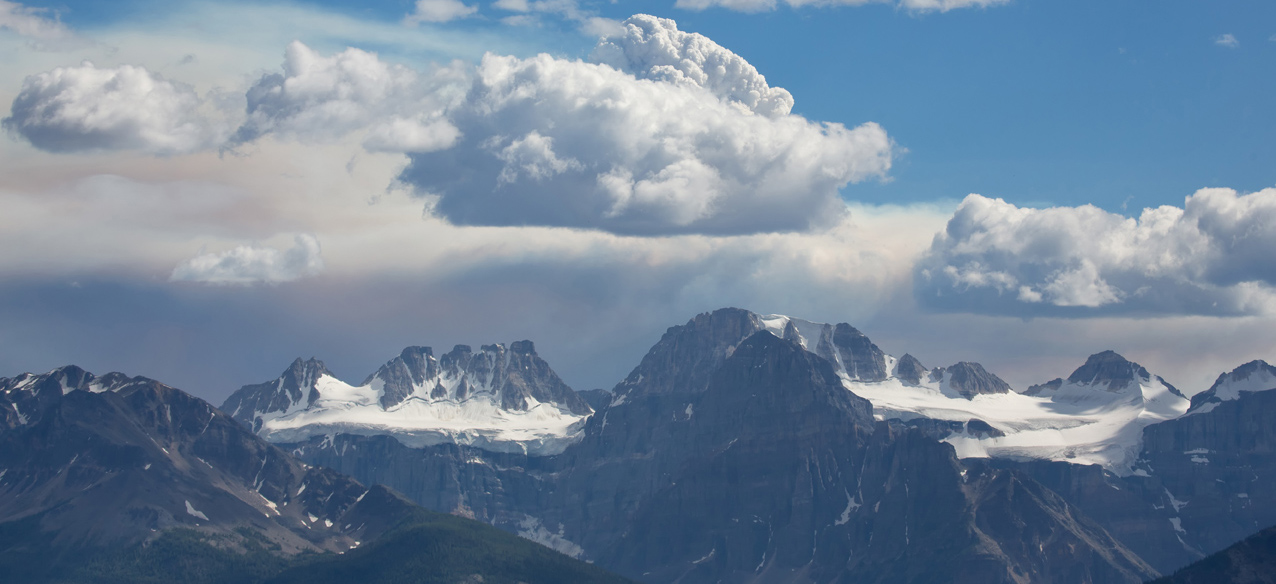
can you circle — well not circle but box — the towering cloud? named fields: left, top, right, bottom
left=401, top=14, right=893, bottom=235
left=3, top=63, right=222, bottom=154
left=915, top=188, right=1276, bottom=316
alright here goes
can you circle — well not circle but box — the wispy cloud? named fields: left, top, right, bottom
left=0, top=0, right=81, bottom=49
left=170, top=234, right=325, bottom=285
left=1215, top=33, right=1239, bottom=48
left=405, top=0, right=479, bottom=24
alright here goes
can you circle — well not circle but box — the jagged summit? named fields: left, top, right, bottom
left=221, top=341, right=591, bottom=455
left=1, top=366, right=159, bottom=429
left=1187, top=359, right=1276, bottom=414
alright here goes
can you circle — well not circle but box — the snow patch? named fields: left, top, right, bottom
left=1165, top=488, right=1189, bottom=513
left=517, top=516, right=584, bottom=558
left=256, top=374, right=589, bottom=456
left=835, top=488, right=860, bottom=526
left=843, top=367, right=1188, bottom=475
left=1169, top=517, right=1186, bottom=535
left=185, top=500, right=209, bottom=521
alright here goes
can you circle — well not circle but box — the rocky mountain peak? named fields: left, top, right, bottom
left=893, top=353, right=927, bottom=386
left=1188, top=359, right=1276, bottom=412
left=1067, top=350, right=1149, bottom=388
left=510, top=340, right=536, bottom=354
left=932, top=361, right=1012, bottom=399
left=614, top=307, right=765, bottom=398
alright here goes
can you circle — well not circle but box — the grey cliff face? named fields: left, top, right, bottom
left=931, top=361, right=1012, bottom=399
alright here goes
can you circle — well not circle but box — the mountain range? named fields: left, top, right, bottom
left=4, top=306, right=1276, bottom=583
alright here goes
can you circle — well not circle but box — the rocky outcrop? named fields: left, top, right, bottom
left=931, top=361, right=1012, bottom=399
left=892, top=353, right=927, bottom=386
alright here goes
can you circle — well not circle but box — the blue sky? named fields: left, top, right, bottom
left=1, top=0, right=1274, bottom=400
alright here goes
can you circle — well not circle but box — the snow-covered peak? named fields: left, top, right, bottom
left=1187, top=360, right=1276, bottom=415
left=222, top=342, right=592, bottom=455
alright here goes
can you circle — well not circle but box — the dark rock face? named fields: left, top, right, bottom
left=1137, top=389, right=1276, bottom=566
left=364, top=346, right=439, bottom=409
left=0, top=367, right=413, bottom=555
left=1190, top=360, right=1276, bottom=411
left=1023, top=377, right=1063, bottom=396
left=932, top=362, right=1012, bottom=399
left=222, top=358, right=331, bottom=433
left=1068, top=351, right=1148, bottom=387
left=577, top=389, right=613, bottom=411
left=893, top=353, right=927, bottom=386
left=1150, top=523, right=1276, bottom=584
left=810, top=322, right=890, bottom=382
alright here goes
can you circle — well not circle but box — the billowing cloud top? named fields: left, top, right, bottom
left=401, top=14, right=893, bottom=235
left=916, top=188, right=1276, bottom=316
left=590, top=14, right=794, bottom=117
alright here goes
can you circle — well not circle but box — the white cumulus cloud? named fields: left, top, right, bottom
left=399, top=14, right=893, bottom=235
left=675, top=0, right=1009, bottom=14
left=915, top=188, right=1276, bottom=316
left=170, top=234, right=325, bottom=285
left=233, top=41, right=465, bottom=153
left=405, top=0, right=479, bottom=24
left=3, top=62, right=224, bottom=154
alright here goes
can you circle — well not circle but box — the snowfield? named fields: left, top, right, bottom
left=253, top=373, right=589, bottom=455
left=760, top=314, right=1191, bottom=475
